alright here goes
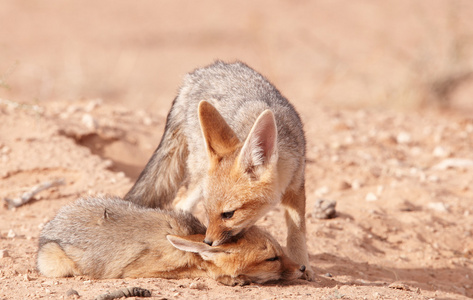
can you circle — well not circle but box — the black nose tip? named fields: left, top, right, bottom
left=203, top=239, right=213, bottom=246
left=300, top=265, right=306, bottom=272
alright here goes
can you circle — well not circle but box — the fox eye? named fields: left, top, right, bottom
left=221, top=210, right=235, bottom=219
left=266, top=256, right=279, bottom=262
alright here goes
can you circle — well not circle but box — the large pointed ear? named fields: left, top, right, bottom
left=238, top=110, right=278, bottom=176
left=167, top=235, right=223, bottom=261
left=198, top=101, right=240, bottom=159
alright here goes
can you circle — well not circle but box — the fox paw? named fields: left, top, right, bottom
left=301, top=267, right=315, bottom=281
left=217, top=275, right=251, bottom=286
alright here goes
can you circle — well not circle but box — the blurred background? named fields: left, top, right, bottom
left=1, top=0, right=473, bottom=114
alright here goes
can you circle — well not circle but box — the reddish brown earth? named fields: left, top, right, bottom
left=1, top=1, right=473, bottom=299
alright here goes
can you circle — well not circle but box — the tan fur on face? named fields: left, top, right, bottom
left=204, top=152, right=279, bottom=245
left=204, top=227, right=303, bottom=283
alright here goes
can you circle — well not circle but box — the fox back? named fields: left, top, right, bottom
left=37, top=196, right=303, bottom=285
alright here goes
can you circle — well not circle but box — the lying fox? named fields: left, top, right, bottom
left=37, top=196, right=304, bottom=285
left=124, top=61, right=313, bottom=279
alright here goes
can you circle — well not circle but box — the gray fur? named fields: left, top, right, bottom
left=124, top=61, right=306, bottom=207
left=38, top=196, right=206, bottom=278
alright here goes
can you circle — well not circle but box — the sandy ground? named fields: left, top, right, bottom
left=1, top=1, right=473, bottom=299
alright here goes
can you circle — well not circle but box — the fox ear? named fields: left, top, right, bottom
left=238, top=110, right=278, bottom=176
left=167, top=235, right=223, bottom=261
left=198, top=101, right=240, bottom=159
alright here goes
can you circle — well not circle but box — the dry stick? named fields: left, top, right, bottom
left=3, top=178, right=65, bottom=209
left=93, top=287, right=152, bottom=300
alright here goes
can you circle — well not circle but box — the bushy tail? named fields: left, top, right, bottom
left=124, top=99, right=188, bottom=208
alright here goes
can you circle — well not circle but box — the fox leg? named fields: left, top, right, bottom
left=173, top=182, right=203, bottom=213
left=282, top=185, right=314, bottom=281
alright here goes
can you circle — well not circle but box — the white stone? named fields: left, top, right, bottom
left=396, top=132, right=411, bottom=144
left=365, top=192, right=378, bottom=202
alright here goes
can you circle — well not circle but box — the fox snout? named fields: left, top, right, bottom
left=203, top=229, right=238, bottom=246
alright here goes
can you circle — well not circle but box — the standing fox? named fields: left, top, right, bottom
left=37, top=196, right=304, bottom=285
left=125, top=61, right=313, bottom=280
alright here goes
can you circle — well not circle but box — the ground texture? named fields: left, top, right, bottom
left=1, top=1, right=473, bottom=299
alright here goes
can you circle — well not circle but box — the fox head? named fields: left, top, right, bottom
left=198, top=101, right=281, bottom=246
left=167, top=226, right=304, bottom=285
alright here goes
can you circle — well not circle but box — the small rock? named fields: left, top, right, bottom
left=365, top=193, right=378, bottom=202
left=189, top=282, right=206, bottom=290
left=1, top=146, right=11, bottom=155
left=351, top=180, right=361, bottom=190
left=433, top=158, right=473, bottom=170
left=0, top=249, right=9, bottom=258
left=7, top=229, right=16, bottom=238
left=433, top=146, right=449, bottom=157
left=339, top=181, right=351, bottom=190
left=427, top=202, right=449, bottom=213
left=66, top=288, right=80, bottom=298
left=388, top=282, right=411, bottom=291
left=23, top=273, right=32, bottom=281
left=81, top=114, right=98, bottom=130
left=324, top=273, right=333, bottom=278
left=396, top=132, right=411, bottom=144
left=399, top=200, right=420, bottom=212
left=313, top=199, right=337, bottom=219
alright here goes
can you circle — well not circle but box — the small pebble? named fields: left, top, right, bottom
left=351, top=180, right=361, bottom=190
left=189, top=282, right=206, bottom=290
left=81, top=114, right=98, bottom=130
left=313, top=199, right=337, bottom=219
left=396, top=132, right=411, bottom=144
left=433, top=158, right=473, bottom=170
left=427, top=202, right=449, bottom=213
left=0, top=249, right=9, bottom=258
left=7, top=229, right=16, bottom=238
left=66, top=288, right=80, bottom=298
left=365, top=193, right=378, bottom=202
left=388, top=282, right=411, bottom=291
left=339, top=181, right=351, bottom=190
left=325, top=273, right=333, bottom=278
left=433, top=146, right=449, bottom=157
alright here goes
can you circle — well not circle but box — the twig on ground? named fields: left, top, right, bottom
left=93, top=287, right=152, bottom=300
left=3, top=178, right=65, bottom=209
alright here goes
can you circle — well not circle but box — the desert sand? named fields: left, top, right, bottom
left=1, top=1, right=473, bottom=299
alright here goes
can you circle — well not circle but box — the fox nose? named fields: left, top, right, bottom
left=299, top=265, right=306, bottom=272
left=203, top=239, right=213, bottom=246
